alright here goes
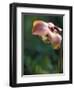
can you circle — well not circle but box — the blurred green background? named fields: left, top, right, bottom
left=22, top=13, right=63, bottom=75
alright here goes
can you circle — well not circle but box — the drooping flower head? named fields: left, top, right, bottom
left=32, top=20, right=62, bottom=49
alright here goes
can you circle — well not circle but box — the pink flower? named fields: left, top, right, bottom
left=32, top=20, right=62, bottom=49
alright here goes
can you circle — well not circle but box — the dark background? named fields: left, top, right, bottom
left=22, top=13, right=63, bottom=75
